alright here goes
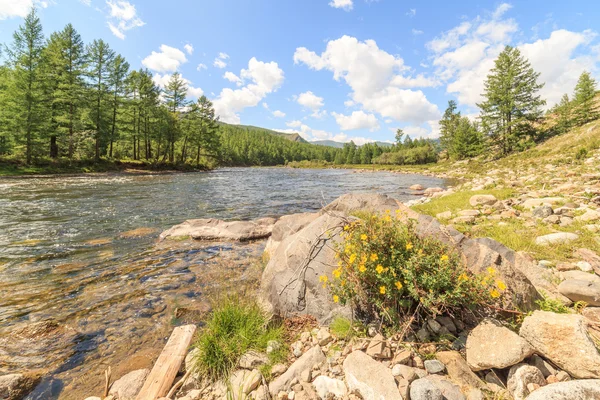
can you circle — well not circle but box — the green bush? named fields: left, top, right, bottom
left=324, top=213, right=505, bottom=325
left=194, top=297, right=284, bottom=381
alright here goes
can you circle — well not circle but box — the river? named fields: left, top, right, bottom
left=0, top=167, right=446, bottom=399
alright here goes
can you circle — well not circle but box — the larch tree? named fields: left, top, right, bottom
left=451, top=117, right=484, bottom=159
left=107, top=54, right=129, bottom=158
left=163, top=72, right=188, bottom=163
left=195, top=95, right=221, bottom=166
left=554, top=94, right=572, bottom=135
left=439, top=100, right=461, bottom=153
left=478, top=46, right=545, bottom=156
left=573, top=71, right=598, bottom=126
left=87, top=39, right=115, bottom=161
left=5, top=8, right=46, bottom=164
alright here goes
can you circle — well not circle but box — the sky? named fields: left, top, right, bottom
left=1, top=0, right=599, bottom=145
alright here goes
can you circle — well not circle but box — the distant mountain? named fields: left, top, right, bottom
left=310, top=140, right=394, bottom=148
left=222, top=123, right=309, bottom=143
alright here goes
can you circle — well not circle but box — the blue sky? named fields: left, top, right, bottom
left=1, top=0, right=599, bottom=144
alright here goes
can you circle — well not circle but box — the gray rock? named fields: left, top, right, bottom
left=425, top=375, right=466, bottom=400
left=269, top=346, right=325, bottom=395
left=558, top=279, right=600, bottom=306
left=343, top=350, right=402, bottom=400
left=529, top=354, right=557, bottom=378
left=312, top=376, right=347, bottom=399
left=316, top=327, right=333, bottom=346
left=466, top=318, right=534, bottom=371
left=264, top=212, right=319, bottom=256
left=469, top=195, right=497, bottom=207
left=424, top=360, right=445, bottom=374
left=519, top=311, right=600, bottom=379
left=291, top=341, right=304, bottom=357
left=533, top=205, right=554, bottom=218
left=410, top=378, right=444, bottom=400
left=160, top=217, right=277, bottom=241
left=525, top=379, right=600, bottom=399
left=535, top=232, right=579, bottom=246
left=239, top=351, right=269, bottom=369
left=109, top=369, right=149, bottom=400
left=507, top=364, right=546, bottom=400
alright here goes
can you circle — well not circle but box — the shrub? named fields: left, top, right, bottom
left=194, top=297, right=284, bottom=381
left=325, top=213, right=505, bottom=326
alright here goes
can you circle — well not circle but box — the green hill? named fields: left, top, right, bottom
left=219, top=123, right=308, bottom=143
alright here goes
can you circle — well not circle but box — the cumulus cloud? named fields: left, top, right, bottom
left=406, top=8, right=416, bottom=17
left=272, top=110, right=286, bottom=118
left=106, top=0, right=144, bottom=40
left=294, top=35, right=441, bottom=125
left=184, top=44, right=193, bottom=55
left=214, top=52, right=229, bottom=69
left=197, top=63, right=207, bottom=71
left=275, top=123, right=375, bottom=146
left=223, top=71, right=243, bottom=86
left=329, top=0, right=353, bottom=11
left=213, top=57, right=285, bottom=124
left=142, top=45, right=187, bottom=73
left=0, top=0, right=50, bottom=20
left=331, top=110, right=380, bottom=131
left=152, top=73, right=203, bottom=99
left=427, top=3, right=600, bottom=109
left=296, top=91, right=324, bottom=110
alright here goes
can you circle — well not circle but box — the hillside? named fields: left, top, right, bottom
left=311, top=139, right=394, bottom=148
left=220, top=123, right=309, bottom=143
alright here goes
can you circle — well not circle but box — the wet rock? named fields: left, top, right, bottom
left=312, top=376, right=346, bottom=399
left=469, top=195, right=497, bottom=207
left=343, top=350, right=402, bottom=400
left=410, top=378, right=444, bottom=400
left=466, top=318, right=534, bottom=371
left=507, top=364, right=546, bottom=400
left=535, top=232, right=579, bottom=246
left=410, top=184, right=425, bottom=191
left=558, top=279, right=600, bottom=306
left=160, top=217, right=277, bottom=241
left=109, top=369, right=149, bottom=400
left=525, top=379, right=600, bottom=400
left=519, top=311, right=600, bottom=378
left=269, top=346, right=325, bottom=395
left=0, top=373, right=41, bottom=400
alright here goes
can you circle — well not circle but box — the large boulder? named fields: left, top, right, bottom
left=343, top=350, right=403, bottom=400
left=524, top=380, right=600, bottom=399
left=160, top=217, right=277, bottom=241
left=558, top=279, right=600, bottom=306
left=466, top=318, right=534, bottom=371
left=320, top=193, right=404, bottom=215
left=0, top=373, right=41, bottom=400
left=263, top=213, right=319, bottom=256
left=519, top=311, right=600, bottom=379
left=109, top=369, right=149, bottom=400
left=535, top=232, right=579, bottom=246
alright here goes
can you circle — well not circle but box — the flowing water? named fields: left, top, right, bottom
left=0, top=167, right=446, bottom=399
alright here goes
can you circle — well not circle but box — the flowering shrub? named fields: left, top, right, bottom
left=324, top=211, right=506, bottom=325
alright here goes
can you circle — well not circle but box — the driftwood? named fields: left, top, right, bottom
left=103, top=366, right=111, bottom=397
left=136, top=324, right=197, bottom=400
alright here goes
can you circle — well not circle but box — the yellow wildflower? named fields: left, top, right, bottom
left=319, top=275, right=328, bottom=283
left=496, top=280, right=507, bottom=291
left=359, top=264, right=367, bottom=273
left=406, top=243, right=413, bottom=251
left=370, top=253, right=379, bottom=262
left=349, top=253, right=357, bottom=264
left=343, top=225, right=349, bottom=231
left=395, top=281, right=403, bottom=290
left=379, top=286, right=386, bottom=295
left=487, top=266, right=496, bottom=275
left=333, top=295, right=339, bottom=303
left=385, top=209, right=391, bottom=214
left=333, top=268, right=342, bottom=279
left=376, top=264, right=384, bottom=274
left=490, top=289, right=501, bottom=298
left=458, top=273, right=469, bottom=282
left=440, top=254, right=449, bottom=262
left=384, top=215, right=392, bottom=222
left=418, top=249, right=423, bottom=256
left=361, top=234, right=368, bottom=241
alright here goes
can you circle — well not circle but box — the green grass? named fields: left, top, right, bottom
left=412, top=188, right=516, bottom=218
left=329, top=316, right=356, bottom=340
left=193, top=297, right=285, bottom=381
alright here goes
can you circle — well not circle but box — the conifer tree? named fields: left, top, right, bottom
left=554, top=94, right=572, bottom=135
left=163, top=72, right=188, bottom=163
left=439, top=100, right=461, bottom=152
left=107, top=54, right=129, bottom=158
left=573, top=71, right=598, bottom=125
left=478, top=46, right=545, bottom=155
left=451, top=117, right=484, bottom=159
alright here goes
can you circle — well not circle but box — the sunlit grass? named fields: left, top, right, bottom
left=412, top=189, right=516, bottom=218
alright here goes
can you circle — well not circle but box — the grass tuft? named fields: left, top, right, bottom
left=413, top=189, right=515, bottom=218
left=329, top=316, right=355, bottom=340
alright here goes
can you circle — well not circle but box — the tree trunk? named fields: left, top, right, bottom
left=50, top=136, right=58, bottom=158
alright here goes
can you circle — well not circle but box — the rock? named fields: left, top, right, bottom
left=436, top=211, right=452, bottom=220
left=416, top=327, right=430, bottom=342
left=522, top=198, right=564, bottom=209
left=271, top=364, right=288, bottom=377
left=452, top=216, right=476, bottom=224
left=576, top=209, right=600, bottom=222
left=291, top=341, right=303, bottom=358
left=230, top=369, right=262, bottom=398
left=240, top=351, right=269, bottom=370
left=391, top=364, right=426, bottom=382
left=582, top=307, right=600, bottom=324
left=392, top=348, right=412, bottom=365
left=109, top=369, right=149, bottom=400
left=316, top=327, right=332, bottom=346
left=576, top=261, right=594, bottom=272
left=424, top=375, right=466, bottom=400
left=179, top=389, right=202, bottom=400
left=424, top=360, right=445, bottom=374
left=524, top=379, right=600, bottom=400
left=269, top=346, right=325, bottom=395
left=558, top=279, right=600, bottom=306
left=533, top=205, right=554, bottom=218
left=436, top=351, right=486, bottom=392
left=458, top=210, right=481, bottom=217
left=267, top=340, right=281, bottom=354
left=160, top=217, right=277, bottom=241
left=397, top=378, right=410, bottom=399
left=343, top=350, right=402, bottom=400
left=410, top=378, right=444, bottom=400
left=519, top=310, right=600, bottom=379
left=562, top=270, right=600, bottom=283
left=436, top=317, right=457, bottom=334
left=424, top=187, right=444, bottom=196
left=410, top=184, right=425, bottom=191
left=365, top=334, right=391, bottom=359
left=535, top=232, right=579, bottom=246
left=466, top=318, right=534, bottom=371
left=529, top=354, right=557, bottom=378
left=0, top=373, right=41, bottom=400
left=312, top=376, right=347, bottom=399
left=264, top=213, right=319, bottom=256
left=574, top=248, right=600, bottom=275
left=556, top=371, right=571, bottom=382
left=507, top=364, right=546, bottom=400
left=544, top=215, right=561, bottom=225
left=321, top=193, right=404, bottom=215
left=469, top=194, right=497, bottom=207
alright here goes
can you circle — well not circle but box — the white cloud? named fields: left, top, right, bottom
left=223, top=71, right=243, bottom=86
left=152, top=73, right=203, bottom=99
left=213, top=52, right=229, bottom=69
left=297, top=91, right=324, bottom=110
left=344, top=99, right=355, bottom=107
left=275, top=123, right=374, bottom=146
left=197, top=63, right=207, bottom=71
left=294, top=35, right=440, bottom=124
left=412, top=29, right=424, bottom=35
left=142, top=45, right=187, bottom=72
left=406, top=8, right=416, bottom=17
left=106, top=0, right=144, bottom=40
left=0, top=0, right=50, bottom=20
left=184, top=44, right=193, bottom=55
left=391, top=74, right=438, bottom=88
left=79, top=0, right=91, bottom=5
left=272, top=110, right=286, bottom=118
left=213, top=57, right=285, bottom=124
left=329, top=0, right=353, bottom=11
left=492, top=3, right=512, bottom=19
left=286, top=120, right=302, bottom=128
left=332, top=110, right=380, bottom=131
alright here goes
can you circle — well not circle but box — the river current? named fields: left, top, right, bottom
left=0, top=167, right=446, bottom=399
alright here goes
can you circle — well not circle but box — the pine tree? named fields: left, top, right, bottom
left=451, top=117, right=484, bottom=159
left=163, top=72, right=188, bottom=163
left=554, top=94, right=572, bottom=135
left=5, top=8, right=47, bottom=164
left=478, top=46, right=545, bottom=156
left=573, top=71, right=598, bottom=125
left=87, top=39, right=115, bottom=160
left=395, top=128, right=404, bottom=146
left=439, top=100, right=461, bottom=152
left=194, top=95, right=220, bottom=165
left=107, top=54, right=129, bottom=158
